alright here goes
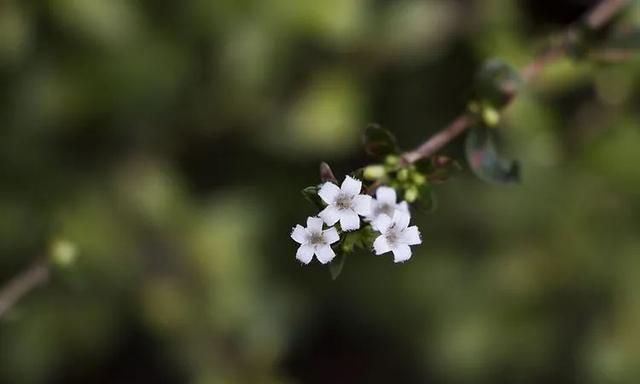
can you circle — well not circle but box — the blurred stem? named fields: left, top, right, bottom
left=401, top=0, right=630, bottom=164
left=0, top=260, right=49, bottom=319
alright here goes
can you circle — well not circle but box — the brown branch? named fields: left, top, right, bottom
left=0, top=260, right=50, bottom=319
left=585, top=0, right=628, bottom=29
left=400, top=0, right=630, bottom=164
left=402, top=115, right=476, bottom=164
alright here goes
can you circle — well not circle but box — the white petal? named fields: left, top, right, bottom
left=318, top=206, right=340, bottom=226
left=393, top=210, right=411, bottom=230
left=373, top=235, right=391, bottom=255
left=291, top=225, right=308, bottom=244
left=392, top=244, right=412, bottom=263
left=296, top=245, right=314, bottom=264
left=402, top=226, right=422, bottom=245
left=376, top=186, right=397, bottom=205
left=397, top=201, right=409, bottom=212
left=352, top=194, right=372, bottom=216
left=315, top=245, right=336, bottom=264
left=318, top=182, right=341, bottom=204
left=306, top=216, right=324, bottom=232
left=323, top=227, right=340, bottom=244
left=372, top=214, right=392, bottom=233
left=341, top=176, right=362, bottom=196
left=339, top=210, right=360, bottom=231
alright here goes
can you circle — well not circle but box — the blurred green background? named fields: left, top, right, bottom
left=1, top=0, right=640, bottom=383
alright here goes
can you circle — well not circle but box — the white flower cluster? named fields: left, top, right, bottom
left=291, top=176, right=422, bottom=265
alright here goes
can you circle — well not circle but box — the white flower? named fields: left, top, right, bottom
left=367, top=186, right=409, bottom=222
left=291, top=217, right=340, bottom=264
left=318, top=176, right=372, bottom=231
left=372, top=210, right=421, bottom=263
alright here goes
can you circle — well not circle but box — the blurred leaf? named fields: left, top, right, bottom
left=279, top=69, right=363, bottom=156
left=340, top=230, right=362, bottom=253
left=473, top=58, right=522, bottom=109
left=319, top=162, right=337, bottom=183
left=602, top=27, right=640, bottom=50
left=465, top=126, right=520, bottom=184
left=301, top=185, right=324, bottom=209
left=329, top=251, right=347, bottom=280
left=415, top=186, right=437, bottom=213
left=363, top=124, right=399, bottom=158
left=416, top=156, right=463, bottom=184
left=339, top=226, right=376, bottom=253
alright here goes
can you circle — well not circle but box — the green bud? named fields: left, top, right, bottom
left=384, top=154, right=399, bottom=167
left=397, top=168, right=409, bottom=181
left=50, top=239, right=78, bottom=267
left=363, top=165, right=386, bottom=180
left=482, top=106, right=500, bottom=127
left=412, top=172, right=427, bottom=186
left=404, top=186, right=419, bottom=203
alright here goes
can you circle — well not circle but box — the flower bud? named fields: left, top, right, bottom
left=363, top=165, right=386, bottom=180
left=50, top=239, right=78, bottom=268
left=482, top=106, right=500, bottom=127
left=404, top=186, right=419, bottom=203
left=412, top=172, right=427, bottom=186
left=397, top=168, right=409, bottom=181
left=384, top=154, right=400, bottom=167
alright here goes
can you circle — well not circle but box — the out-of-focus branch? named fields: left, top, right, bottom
left=0, top=260, right=49, bottom=319
left=401, top=0, right=630, bottom=164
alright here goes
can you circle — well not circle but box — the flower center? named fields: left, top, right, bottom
left=308, top=232, right=325, bottom=246
left=335, top=194, right=352, bottom=210
left=384, top=227, right=400, bottom=246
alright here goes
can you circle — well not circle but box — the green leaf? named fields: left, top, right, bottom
left=363, top=124, right=399, bottom=158
left=328, top=225, right=378, bottom=280
left=473, top=59, right=522, bottom=109
left=416, top=156, right=462, bottom=184
left=301, top=185, right=324, bottom=209
left=329, top=251, right=347, bottom=280
left=603, top=27, right=640, bottom=50
left=465, top=126, right=520, bottom=184
left=415, top=185, right=437, bottom=213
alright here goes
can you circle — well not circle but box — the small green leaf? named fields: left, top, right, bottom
left=301, top=185, right=325, bottom=209
left=415, top=185, right=437, bottom=213
left=341, top=231, right=362, bottom=253
left=329, top=251, right=347, bottom=280
left=465, top=126, right=520, bottom=184
left=416, top=156, right=462, bottom=184
left=363, top=124, right=399, bottom=158
left=319, top=162, right=338, bottom=183
left=473, top=59, right=522, bottom=109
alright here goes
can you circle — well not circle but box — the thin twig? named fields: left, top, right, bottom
left=0, top=260, right=50, bottom=319
left=402, top=115, right=476, bottom=164
left=400, top=0, right=630, bottom=164
left=585, top=0, right=628, bottom=29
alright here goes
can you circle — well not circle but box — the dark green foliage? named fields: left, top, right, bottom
left=330, top=225, right=377, bottom=279
left=363, top=124, right=399, bottom=158
left=600, top=27, right=640, bottom=50
left=465, top=126, right=520, bottom=184
left=329, top=252, right=347, bottom=280
left=416, top=156, right=463, bottom=184
left=473, top=59, right=522, bottom=109
left=301, top=185, right=324, bottom=209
